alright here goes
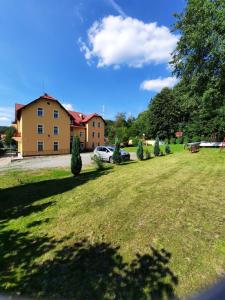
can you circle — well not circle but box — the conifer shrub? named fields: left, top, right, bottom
left=165, top=144, right=171, bottom=155
left=136, top=140, right=144, bottom=160
left=71, top=136, right=82, bottom=176
left=154, top=137, right=160, bottom=157
left=112, top=138, right=122, bottom=164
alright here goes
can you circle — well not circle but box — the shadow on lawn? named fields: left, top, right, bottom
left=0, top=227, right=178, bottom=300
left=0, top=169, right=110, bottom=222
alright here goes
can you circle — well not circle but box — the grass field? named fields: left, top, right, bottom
left=0, top=147, right=225, bottom=299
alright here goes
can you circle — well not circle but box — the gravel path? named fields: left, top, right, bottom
left=0, top=152, right=137, bottom=172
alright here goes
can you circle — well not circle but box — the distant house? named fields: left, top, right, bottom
left=12, top=93, right=105, bottom=156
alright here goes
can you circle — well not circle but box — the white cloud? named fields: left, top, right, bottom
left=62, top=103, right=74, bottom=111
left=140, top=77, right=178, bottom=92
left=0, top=107, right=14, bottom=126
left=108, top=0, right=127, bottom=17
left=79, top=15, right=179, bottom=68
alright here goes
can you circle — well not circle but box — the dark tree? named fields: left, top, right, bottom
left=4, top=127, right=16, bottom=146
left=71, top=136, right=82, bottom=176
left=147, top=88, right=181, bottom=139
left=171, top=0, right=225, bottom=140
left=112, top=138, right=121, bottom=164
left=136, top=140, right=144, bottom=160
left=154, top=137, right=160, bottom=157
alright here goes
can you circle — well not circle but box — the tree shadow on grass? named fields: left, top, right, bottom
left=0, top=169, right=111, bottom=222
left=0, top=227, right=178, bottom=300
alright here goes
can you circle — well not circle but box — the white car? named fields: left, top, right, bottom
left=94, top=146, right=130, bottom=163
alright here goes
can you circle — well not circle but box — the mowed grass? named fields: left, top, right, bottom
left=0, top=147, right=225, bottom=299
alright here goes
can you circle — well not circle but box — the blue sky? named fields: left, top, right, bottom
left=0, top=0, right=185, bottom=125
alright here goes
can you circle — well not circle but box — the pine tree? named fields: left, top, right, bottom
left=112, top=138, right=121, bottom=164
left=71, top=136, right=82, bottom=176
left=165, top=144, right=171, bottom=155
left=136, top=140, right=144, bottom=160
left=154, top=137, right=160, bottom=157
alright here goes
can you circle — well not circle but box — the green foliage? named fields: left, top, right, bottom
left=145, top=149, right=151, bottom=160
left=192, top=136, right=201, bottom=143
left=91, top=155, right=104, bottom=170
left=183, top=136, right=190, bottom=145
left=130, top=136, right=139, bottom=147
left=4, top=127, right=16, bottom=146
left=71, top=136, right=82, bottom=176
left=147, top=88, right=181, bottom=139
left=0, top=126, right=9, bottom=134
left=112, top=138, right=121, bottom=164
left=176, top=137, right=183, bottom=144
left=171, top=0, right=225, bottom=140
left=154, top=137, right=160, bottom=157
left=165, top=144, right=171, bottom=155
left=170, top=137, right=176, bottom=144
left=136, top=141, right=144, bottom=160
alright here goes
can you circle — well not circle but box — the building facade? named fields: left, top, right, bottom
left=13, top=93, right=105, bottom=156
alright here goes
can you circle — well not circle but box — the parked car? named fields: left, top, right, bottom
left=94, top=146, right=130, bottom=163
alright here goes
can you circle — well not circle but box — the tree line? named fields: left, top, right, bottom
left=105, top=0, right=225, bottom=144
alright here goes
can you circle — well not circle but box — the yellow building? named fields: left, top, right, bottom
left=13, top=93, right=105, bottom=156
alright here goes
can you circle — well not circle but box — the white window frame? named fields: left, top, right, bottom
left=37, top=124, right=44, bottom=134
left=53, top=141, right=59, bottom=151
left=53, top=110, right=59, bottom=119
left=53, top=126, right=59, bottom=135
left=37, top=107, right=44, bottom=117
left=92, top=131, right=95, bottom=137
left=98, top=122, right=101, bottom=128
left=37, top=141, right=44, bottom=152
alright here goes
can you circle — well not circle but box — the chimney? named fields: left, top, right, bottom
left=79, top=113, right=83, bottom=119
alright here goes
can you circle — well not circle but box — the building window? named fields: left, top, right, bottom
left=37, top=141, right=44, bottom=152
left=53, top=141, right=59, bottom=151
left=98, top=132, right=100, bottom=138
left=98, top=122, right=101, bottom=128
left=53, top=110, right=59, bottom=119
left=80, top=131, right=84, bottom=137
left=92, top=142, right=95, bottom=148
left=80, top=142, right=85, bottom=150
left=37, top=108, right=43, bottom=117
left=37, top=124, right=43, bottom=134
left=93, top=121, right=95, bottom=127
left=92, top=131, right=95, bottom=137
left=53, top=126, right=59, bottom=135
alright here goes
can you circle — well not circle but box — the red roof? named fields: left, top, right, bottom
left=14, top=94, right=105, bottom=125
left=15, top=103, right=24, bottom=112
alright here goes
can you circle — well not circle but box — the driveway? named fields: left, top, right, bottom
left=0, top=152, right=137, bottom=172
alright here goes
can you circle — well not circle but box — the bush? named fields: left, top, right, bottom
left=165, top=144, right=171, bottom=155
left=112, top=138, right=122, bottom=164
left=176, top=137, right=183, bottom=144
left=136, top=141, right=144, bottom=160
left=170, top=137, right=176, bottom=144
left=154, top=137, right=160, bottom=156
left=130, top=136, right=139, bottom=146
left=164, top=138, right=170, bottom=144
left=91, top=155, right=104, bottom=170
left=192, top=136, right=201, bottom=142
left=71, top=136, right=82, bottom=176
left=183, top=136, right=190, bottom=144
left=145, top=149, right=151, bottom=160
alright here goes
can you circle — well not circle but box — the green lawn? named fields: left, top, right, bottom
left=0, top=148, right=225, bottom=299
